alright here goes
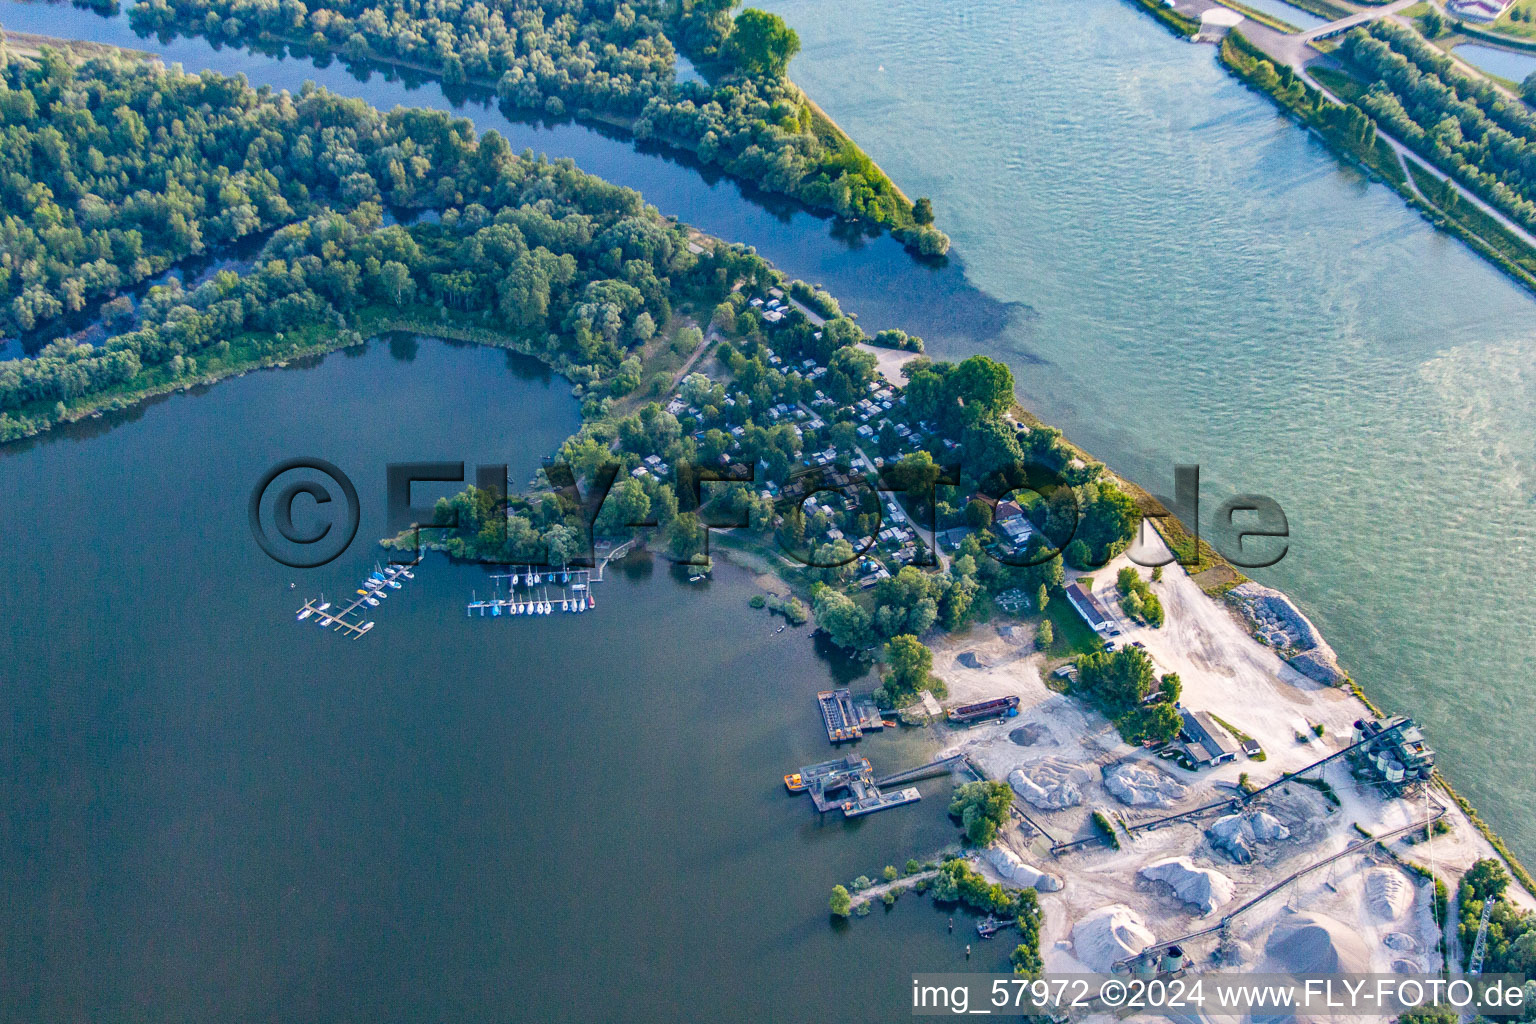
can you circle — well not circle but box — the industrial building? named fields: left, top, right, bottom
left=1065, top=582, right=1119, bottom=638
left=1350, top=716, right=1435, bottom=789
left=1179, top=709, right=1240, bottom=767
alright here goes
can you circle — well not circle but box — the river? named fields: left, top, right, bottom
left=2, top=0, right=1536, bottom=1018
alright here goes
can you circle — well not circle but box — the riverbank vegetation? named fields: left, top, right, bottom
left=124, top=0, right=949, bottom=255
left=0, top=49, right=734, bottom=440
left=1455, top=859, right=1536, bottom=974
left=1122, top=0, right=1200, bottom=38
left=1341, top=22, right=1536, bottom=233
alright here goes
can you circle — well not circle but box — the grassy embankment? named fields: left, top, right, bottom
left=1217, top=0, right=1302, bottom=34
left=1221, top=33, right=1536, bottom=297
left=1306, top=61, right=1536, bottom=290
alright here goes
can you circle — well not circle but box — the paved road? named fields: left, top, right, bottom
left=1298, top=0, right=1418, bottom=40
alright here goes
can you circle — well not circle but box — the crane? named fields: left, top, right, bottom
left=1468, top=894, right=1495, bottom=976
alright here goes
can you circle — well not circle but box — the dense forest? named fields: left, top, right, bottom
left=1342, top=21, right=1536, bottom=230
left=124, top=0, right=950, bottom=255
left=0, top=50, right=733, bottom=438
left=0, top=49, right=1142, bottom=699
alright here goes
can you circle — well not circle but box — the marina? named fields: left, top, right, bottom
left=466, top=566, right=598, bottom=617
left=295, top=562, right=417, bottom=638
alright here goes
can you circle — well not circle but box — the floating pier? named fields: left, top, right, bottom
left=466, top=565, right=597, bottom=618
left=817, top=688, right=888, bottom=743
left=295, top=561, right=417, bottom=639
left=783, top=755, right=924, bottom=818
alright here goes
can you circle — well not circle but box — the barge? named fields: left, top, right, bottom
left=947, top=695, right=1021, bottom=724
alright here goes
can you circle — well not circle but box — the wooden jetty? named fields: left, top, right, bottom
left=467, top=565, right=598, bottom=617
left=295, top=561, right=417, bottom=639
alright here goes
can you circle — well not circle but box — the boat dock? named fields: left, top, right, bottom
left=467, top=566, right=597, bottom=617
left=295, top=561, right=417, bottom=639
left=782, top=755, right=924, bottom=818
left=817, top=688, right=889, bottom=743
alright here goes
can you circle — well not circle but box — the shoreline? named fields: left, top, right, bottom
left=8, top=220, right=1532, bottom=904
left=5, top=12, right=1532, bottom=923
left=109, top=18, right=934, bottom=248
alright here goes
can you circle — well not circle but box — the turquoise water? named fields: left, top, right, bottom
left=5, top=0, right=1536, bottom=1015
left=1232, top=0, right=1331, bottom=30
left=762, top=0, right=1536, bottom=855
left=1453, top=41, right=1536, bottom=82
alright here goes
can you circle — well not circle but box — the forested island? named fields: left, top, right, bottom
left=122, top=0, right=949, bottom=256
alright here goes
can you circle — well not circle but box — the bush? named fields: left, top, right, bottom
left=1092, top=811, right=1121, bottom=850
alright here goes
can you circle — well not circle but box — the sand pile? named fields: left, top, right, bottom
left=1072, top=904, right=1155, bottom=972
left=1009, top=757, right=1089, bottom=810
left=1009, top=723, right=1051, bottom=747
left=1265, top=912, right=1371, bottom=974
left=1138, top=857, right=1235, bottom=915
left=985, top=845, right=1063, bottom=892
left=1104, top=762, right=1189, bottom=809
left=1207, top=811, right=1290, bottom=863
left=1365, top=868, right=1413, bottom=920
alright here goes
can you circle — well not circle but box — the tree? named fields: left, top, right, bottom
left=1134, top=701, right=1182, bottom=744
left=1159, top=672, right=1182, bottom=703
left=1524, top=70, right=1536, bottom=105
left=947, top=781, right=1013, bottom=846
left=812, top=584, right=874, bottom=650
left=1035, top=583, right=1049, bottom=612
left=1420, top=8, right=1448, bottom=37
left=829, top=884, right=852, bottom=918
left=947, top=355, right=1015, bottom=424
left=912, top=197, right=935, bottom=225
left=723, top=9, right=801, bottom=78
left=964, top=497, right=993, bottom=529
left=885, top=634, right=936, bottom=697
left=667, top=512, right=706, bottom=562
left=1036, top=620, right=1053, bottom=650
left=1075, top=647, right=1156, bottom=714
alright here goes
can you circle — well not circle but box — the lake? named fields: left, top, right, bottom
left=4, top=0, right=1536, bottom=1017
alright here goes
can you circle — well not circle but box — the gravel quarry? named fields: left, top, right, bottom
left=923, top=522, right=1534, bottom=980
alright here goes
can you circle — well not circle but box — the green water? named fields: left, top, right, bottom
left=762, top=0, right=1536, bottom=853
